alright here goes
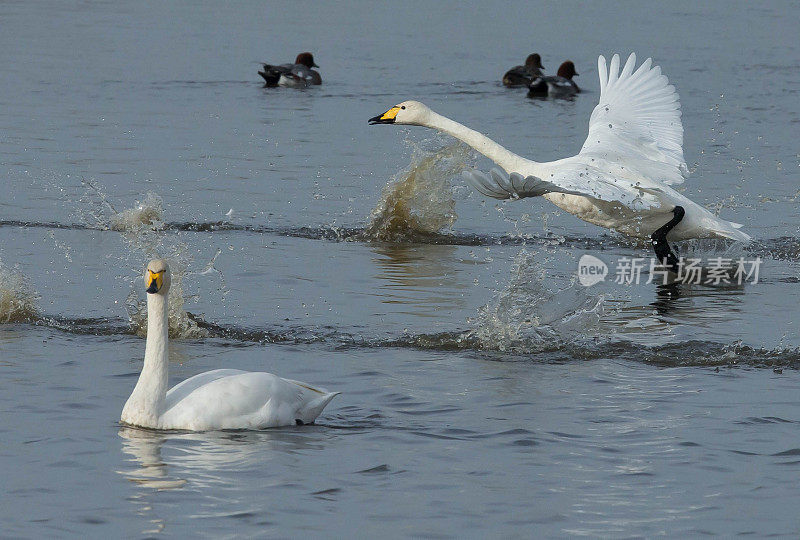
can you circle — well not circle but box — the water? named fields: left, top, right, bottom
left=1, top=1, right=799, bottom=537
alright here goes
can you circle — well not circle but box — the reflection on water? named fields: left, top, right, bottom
left=371, top=243, right=470, bottom=316
left=118, top=425, right=337, bottom=490
left=603, top=280, right=749, bottom=347
left=117, top=424, right=340, bottom=533
left=118, top=428, right=187, bottom=491
left=648, top=282, right=746, bottom=324
left=117, top=428, right=184, bottom=536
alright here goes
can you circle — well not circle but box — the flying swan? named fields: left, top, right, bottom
left=121, top=260, right=339, bottom=431
left=369, top=53, right=750, bottom=269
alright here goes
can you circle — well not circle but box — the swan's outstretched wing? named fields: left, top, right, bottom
left=463, top=167, right=662, bottom=211
left=462, top=169, right=576, bottom=199
left=580, top=53, right=686, bottom=186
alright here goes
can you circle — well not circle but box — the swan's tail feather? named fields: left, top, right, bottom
left=297, top=392, right=340, bottom=424
left=462, top=168, right=583, bottom=200
left=695, top=211, right=751, bottom=242
left=706, top=221, right=752, bottom=243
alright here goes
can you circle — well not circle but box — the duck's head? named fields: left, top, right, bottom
left=295, top=52, right=319, bottom=68
left=144, top=259, right=171, bottom=295
left=368, top=100, right=431, bottom=126
left=525, top=53, right=544, bottom=70
left=557, top=61, right=578, bottom=79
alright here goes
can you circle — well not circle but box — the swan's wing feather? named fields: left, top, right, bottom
left=464, top=168, right=591, bottom=201
left=466, top=166, right=663, bottom=211
left=545, top=162, right=664, bottom=211
left=165, top=369, right=247, bottom=409
left=162, top=372, right=335, bottom=429
left=462, top=170, right=515, bottom=199
left=580, top=53, right=686, bottom=186
left=491, top=168, right=515, bottom=193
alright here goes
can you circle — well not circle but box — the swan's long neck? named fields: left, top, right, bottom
left=122, top=292, right=169, bottom=425
left=422, top=111, right=530, bottom=172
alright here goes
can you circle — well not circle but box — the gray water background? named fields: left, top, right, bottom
left=1, top=1, right=799, bottom=537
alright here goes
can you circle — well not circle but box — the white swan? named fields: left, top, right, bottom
left=121, top=259, right=339, bottom=431
left=369, top=53, right=750, bottom=268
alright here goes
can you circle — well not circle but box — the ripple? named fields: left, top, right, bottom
left=9, top=308, right=800, bottom=369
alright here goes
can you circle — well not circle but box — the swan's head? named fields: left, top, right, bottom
left=368, top=100, right=431, bottom=126
left=144, top=259, right=171, bottom=295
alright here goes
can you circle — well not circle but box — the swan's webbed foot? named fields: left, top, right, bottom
left=651, top=206, right=685, bottom=273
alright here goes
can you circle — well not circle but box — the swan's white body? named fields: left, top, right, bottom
left=121, top=261, right=338, bottom=431
left=371, top=53, right=749, bottom=243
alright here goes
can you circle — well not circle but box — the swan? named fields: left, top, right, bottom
left=369, top=53, right=750, bottom=268
left=528, top=60, right=580, bottom=97
left=121, top=259, right=339, bottom=431
left=259, top=52, right=321, bottom=88
left=502, top=53, right=545, bottom=87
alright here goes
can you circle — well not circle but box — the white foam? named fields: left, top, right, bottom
left=109, top=192, right=164, bottom=232
left=463, top=250, right=605, bottom=353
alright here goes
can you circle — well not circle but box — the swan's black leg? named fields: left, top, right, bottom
left=651, top=206, right=685, bottom=273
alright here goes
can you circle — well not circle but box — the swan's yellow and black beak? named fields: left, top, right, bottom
left=368, top=106, right=400, bottom=125
left=146, top=270, right=164, bottom=294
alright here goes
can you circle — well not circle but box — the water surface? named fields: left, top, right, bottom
left=1, top=1, right=799, bottom=537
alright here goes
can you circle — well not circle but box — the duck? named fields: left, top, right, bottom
left=120, top=259, right=339, bottom=431
left=528, top=60, right=580, bottom=97
left=502, top=54, right=545, bottom=87
left=258, top=52, right=322, bottom=88
left=369, top=53, right=750, bottom=270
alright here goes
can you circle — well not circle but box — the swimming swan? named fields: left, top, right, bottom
left=369, top=53, right=750, bottom=269
left=121, top=260, right=338, bottom=431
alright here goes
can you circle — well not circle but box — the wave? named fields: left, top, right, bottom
left=8, top=249, right=797, bottom=371
left=9, top=309, right=798, bottom=369
left=4, top=217, right=799, bottom=262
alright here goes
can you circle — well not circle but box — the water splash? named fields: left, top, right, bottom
left=461, top=250, right=605, bottom=353
left=121, top=229, right=208, bottom=340
left=78, top=180, right=164, bottom=233
left=365, top=139, right=474, bottom=242
left=0, top=260, right=39, bottom=323
left=126, top=274, right=206, bottom=340
left=78, top=181, right=208, bottom=339
left=109, top=192, right=165, bottom=232
left=675, top=237, right=747, bottom=263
